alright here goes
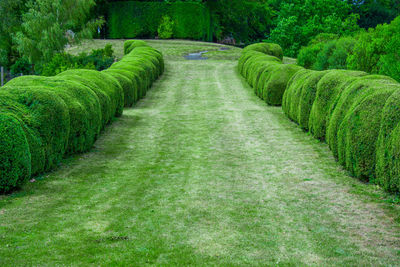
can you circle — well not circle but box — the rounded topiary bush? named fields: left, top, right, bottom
left=374, top=89, right=400, bottom=192
left=255, top=64, right=281, bottom=99
left=0, top=40, right=164, bottom=193
left=6, top=76, right=102, bottom=154
left=337, top=84, right=399, bottom=180
left=327, top=75, right=396, bottom=159
left=0, top=113, right=31, bottom=193
left=109, top=62, right=150, bottom=97
left=3, top=86, right=70, bottom=173
left=282, top=69, right=312, bottom=122
left=124, top=40, right=148, bottom=55
left=378, top=123, right=400, bottom=192
left=242, top=53, right=281, bottom=79
left=0, top=91, right=44, bottom=175
left=56, top=71, right=112, bottom=127
left=242, top=43, right=284, bottom=60
left=104, top=68, right=142, bottom=102
left=58, top=69, right=124, bottom=119
left=248, top=59, right=280, bottom=88
left=297, top=71, right=330, bottom=130
left=132, top=46, right=165, bottom=75
left=262, top=64, right=303, bottom=106
left=309, top=70, right=367, bottom=140
left=103, top=70, right=136, bottom=107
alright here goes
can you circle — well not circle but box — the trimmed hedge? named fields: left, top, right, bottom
left=124, top=40, right=148, bottom=55
left=239, top=43, right=302, bottom=107
left=242, top=43, right=284, bottom=61
left=239, top=42, right=400, bottom=193
left=308, top=70, right=367, bottom=141
left=0, top=41, right=164, bottom=193
left=107, top=1, right=212, bottom=41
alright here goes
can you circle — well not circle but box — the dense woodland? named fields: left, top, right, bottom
left=0, top=0, right=399, bottom=76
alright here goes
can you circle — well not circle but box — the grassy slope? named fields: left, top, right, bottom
left=0, top=40, right=399, bottom=266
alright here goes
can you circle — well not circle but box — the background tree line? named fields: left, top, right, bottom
left=0, top=0, right=399, bottom=74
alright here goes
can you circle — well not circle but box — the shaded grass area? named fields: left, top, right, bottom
left=0, top=40, right=399, bottom=266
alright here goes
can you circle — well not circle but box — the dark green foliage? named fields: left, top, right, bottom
left=298, top=35, right=357, bottom=71
left=206, top=0, right=272, bottom=44
left=108, top=1, right=211, bottom=41
left=309, top=70, right=367, bottom=140
left=10, top=56, right=33, bottom=75
left=40, top=45, right=116, bottom=76
left=0, top=113, right=31, bottom=193
left=268, top=1, right=359, bottom=57
left=301, top=16, right=400, bottom=83
left=0, top=41, right=164, bottom=193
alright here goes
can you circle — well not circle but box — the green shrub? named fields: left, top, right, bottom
left=297, top=43, right=325, bottom=69
left=6, top=76, right=102, bottom=154
left=56, top=71, right=114, bottom=127
left=10, top=56, right=33, bottom=75
left=0, top=40, right=164, bottom=193
left=3, top=86, right=70, bottom=174
left=254, top=63, right=281, bottom=98
left=262, top=64, right=303, bottom=106
left=327, top=37, right=356, bottom=70
left=373, top=87, right=400, bottom=192
left=40, top=45, right=116, bottom=76
left=312, top=41, right=337, bottom=71
left=309, top=70, right=367, bottom=140
left=158, top=15, right=174, bottom=39
left=104, top=68, right=141, bottom=103
left=326, top=75, right=396, bottom=159
left=297, top=33, right=340, bottom=69
left=376, top=120, right=400, bottom=192
left=58, top=69, right=124, bottom=119
left=0, top=113, right=31, bottom=193
left=123, top=40, right=148, bottom=55
left=297, top=71, right=331, bottom=130
left=0, top=91, right=44, bottom=175
left=282, top=69, right=313, bottom=122
left=242, top=52, right=281, bottom=80
left=103, top=70, right=136, bottom=107
left=337, top=83, right=399, bottom=180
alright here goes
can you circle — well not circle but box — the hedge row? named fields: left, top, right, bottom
left=240, top=42, right=400, bottom=193
left=0, top=41, right=164, bottom=193
left=107, top=1, right=212, bottom=41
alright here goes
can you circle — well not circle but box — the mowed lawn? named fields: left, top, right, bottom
left=0, top=40, right=399, bottom=266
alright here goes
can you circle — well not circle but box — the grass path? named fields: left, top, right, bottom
left=1, top=40, right=399, bottom=266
